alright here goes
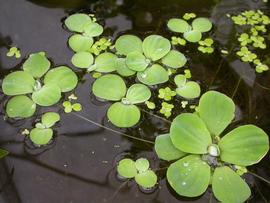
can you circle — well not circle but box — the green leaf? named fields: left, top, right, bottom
left=44, top=66, right=78, bottom=92
left=92, top=52, right=117, bottom=73
left=192, top=18, right=212, bottom=33
left=183, top=30, right=202, bottom=43
left=219, top=125, right=269, bottom=166
left=170, top=113, right=212, bottom=154
left=176, top=81, right=201, bottom=99
left=92, top=74, right=126, bottom=101
left=107, top=102, right=140, bottom=127
left=162, top=50, right=187, bottom=69
left=71, top=52, right=94, bottom=69
left=2, top=71, right=35, bottom=96
left=198, top=91, right=235, bottom=136
left=83, top=22, right=103, bottom=37
left=137, top=64, right=169, bottom=86
left=65, top=13, right=92, bottom=32
left=41, top=112, right=60, bottom=128
left=116, top=58, right=136, bottom=77
left=142, top=35, right=171, bottom=61
left=135, top=170, right=157, bottom=188
left=135, top=158, right=150, bottom=172
left=126, top=51, right=149, bottom=72
left=167, top=155, right=211, bottom=197
left=126, top=84, right=151, bottom=104
left=212, top=166, right=251, bottom=203
left=117, top=158, right=137, bottom=178
left=32, top=84, right=61, bottom=106
left=0, top=149, right=9, bottom=159
left=115, top=35, right=143, bottom=56
left=167, top=18, right=191, bottom=33
left=6, top=95, right=36, bottom=118
left=155, top=134, right=186, bottom=161
left=23, top=52, right=51, bottom=78
left=30, top=128, right=53, bottom=145
left=174, top=74, right=186, bottom=87
left=68, top=34, right=93, bottom=52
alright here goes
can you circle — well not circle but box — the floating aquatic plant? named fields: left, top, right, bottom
left=155, top=91, right=269, bottom=202
left=198, top=38, right=214, bottom=54
left=145, top=101, right=156, bottom=110
left=63, top=101, right=82, bottom=113
left=6, top=47, right=21, bottom=58
left=117, top=158, right=157, bottom=189
left=158, top=87, right=176, bottom=101
left=2, top=52, right=78, bottom=118
left=159, top=102, right=174, bottom=118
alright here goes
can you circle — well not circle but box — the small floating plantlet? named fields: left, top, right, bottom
left=154, top=91, right=269, bottom=202
left=158, top=87, right=176, bottom=101
left=117, top=158, right=157, bottom=189
left=6, top=46, right=21, bottom=58
left=159, top=102, right=174, bottom=118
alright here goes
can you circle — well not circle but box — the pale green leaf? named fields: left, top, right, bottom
left=135, top=170, right=157, bottom=188
left=41, top=112, right=60, bottom=128
left=192, top=18, right=212, bottom=33
left=183, top=30, right=202, bottom=43
left=167, top=18, right=191, bottom=33
left=32, top=84, right=61, bottom=106
left=126, top=51, right=149, bottom=72
left=174, top=74, right=186, bottom=87
left=65, top=13, right=92, bottom=32
left=93, top=52, right=117, bottom=73
left=30, top=128, right=53, bottom=145
left=116, top=58, right=136, bottom=77
left=117, top=158, right=137, bottom=178
left=115, top=35, right=143, bottom=56
left=71, top=52, right=94, bottom=68
left=176, top=81, right=201, bottom=99
left=162, top=50, right=187, bottom=69
left=135, top=158, right=150, bottom=172
left=83, top=22, right=103, bottom=37
left=126, top=84, right=151, bottom=104
left=68, top=34, right=93, bottom=52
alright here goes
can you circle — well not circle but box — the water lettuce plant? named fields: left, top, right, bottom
left=2, top=52, right=78, bottom=118
left=92, top=74, right=151, bottom=127
left=117, top=158, right=157, bottom=189
left=154, top=91, right=269, bottom=202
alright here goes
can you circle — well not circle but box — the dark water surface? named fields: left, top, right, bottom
left=0, top=0, right=270, bottom=202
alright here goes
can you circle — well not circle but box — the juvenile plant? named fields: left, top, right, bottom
left=6, top=47, right=21, bottom=58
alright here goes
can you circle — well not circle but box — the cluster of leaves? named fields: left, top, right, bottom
left=229, top=10, right=270, bottom=73
left=2, top=52, right=78, bottom=118
left=6, top=47, right=21, bottom=58
left=198, top=38, right=214, bottom=54
left=117, top=158, right=157, bottom=189
left=62, top=94, right=82, bottom=113
left=154, top=91, right=269, bottom=202
left=29, top=112, right=60, bottom=145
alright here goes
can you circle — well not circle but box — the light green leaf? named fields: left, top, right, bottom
left=174, top=74, right=186, bottom=87
left=126, top=84, right=151, bottom=104
left=107, top=102, right=140, bottom=127
left=65, top=13, right=92, bottom=32
left=92, top=74, right=126, bottom=101
left=212, top=166, right=251, bottom=203
left=30, top=128, right=53, bottom=145
left=115, top=35, right=143, bottom=56
left=142, top=35, right=171, bottom=61
left=71, top=52, right=94, bottom=69
left=135, top=170, right=157, bottom=188
left=44, top=66, right=78, bottom=92
left=170, top=113, right=212, bottom=154
left=32, top=84, right=61, bottom=106
left=0, top=149, right=9, bottom=159
left=192, top=18, right=212, bottom=33
left=183, top=30, right=202, bottom=43
left=176, top=81, right=201, bottom=99
left=135, top=158, right=150, bottom=172
left=167, top=18, right=191, bottom=33
left=155, top=134, right=186, bottom=161
left=162, top=50, right=187, bottom=69
left=167, top=155, right=211, bottom=197
left=68, top=34, right=93, bottom=52
left=92, top=52, right=117, bottom=73
left=41, top=112, right=60, bottom=128
left=116, top=58, right=136, bottom=77
left=6, top=95, right=36, bottom=118
left=198, top=91, right=235, bottom=136
left=126, top=51, right=149, bottom=72
left=2, top=71, right=35, bottom=96
left=137, top=64, right=169, bottom=86
left=219, top=125, right=269, bottom=166
left=23, top=52, right=51, bottom=78
left=117, top=158, right=137, bottom=178
left=83, top=22, right=103, bottom=37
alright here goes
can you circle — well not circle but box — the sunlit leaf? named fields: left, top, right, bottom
left=23, top=52, right=51, bottom=78
left=176, top=81, right=201, bottom=99
left=126, top=51, right=149, bottom=72
left=192, top=17, right=212, bottom=33
left=92, top=52, right=117, bottom=73
left=212, top=166, right=251, bottom=203
left=135, top=158, right=150, bottom=172
left=167, top=155, right=211, bottom=197
left=174, top=74, right=186, bottom=87
left=167, top=18, right=191, bottom=33
left=0, top=149, right=9, bottom=159
left=170, top=113, right=212, bottom=154
left=2, top=71, right=35, bottom=96
left=137, top=64, right=169, bottom=85
left=32, top=84, right=61, bottom=106
left=107, top=102, right=140, bottom=127
left=71, top=51, right=94, bottom=68
left=183, top=30, right=202, bottom=43
left=135, top=170, right=157, bottom=188
left=115, top=35, right=143, bottom=56
left=155, top=134, right=186, bottom=161
left=162, top=50, right=187, bottom=69
left=83, top=22, right=103, bottom=37
left=41, top=112, right=60, bottom=128
left=6, top=95, right=36, bottom=118
left=92, top=74, right=126, bottom=101
left=142, top=35, right=171, bottom=61
left=126, top=84, right=151, bottom=104
left=65, top=13, right=92, bottom=32
left=117, top=158, right=137, bottom=178
left=116, top=58, right=136, bottom=77
left=30, top=128, right=53, bottom=145
left=219, top=125, right=269, bottom=166
left=68, top=34, right=93, bottom=52
left=198, top=91, right=235, bottom=136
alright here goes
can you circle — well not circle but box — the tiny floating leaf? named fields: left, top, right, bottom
left=183, top=30, right=202, bottom=43
left=167, top=18, right=191, bottom=33
left=135, top=158, right=150, bottom=172
left=192, top=17, right=212, bottom=33
left=117, top=158, right=137, bottom=178
left=30, top=128, right=53, bottom=145
left=41, top=112, right=60, bottom=128
left=135, top=170, right=157, bottom=188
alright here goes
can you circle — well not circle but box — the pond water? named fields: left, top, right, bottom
left=0, top=0, right=270, bottom=202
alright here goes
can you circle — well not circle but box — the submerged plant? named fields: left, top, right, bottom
left=2, top=52, right=78, bottom=118
left=155, top=91, right=269, bottom=202
left=117, top=158, right=157, bottom=189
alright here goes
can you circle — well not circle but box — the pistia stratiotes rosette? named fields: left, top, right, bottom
left=92, top=74, right=151, bottom=127
left=2, top=52, right=78, bottom=118
left=154, top=91, right=269, bottom=203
